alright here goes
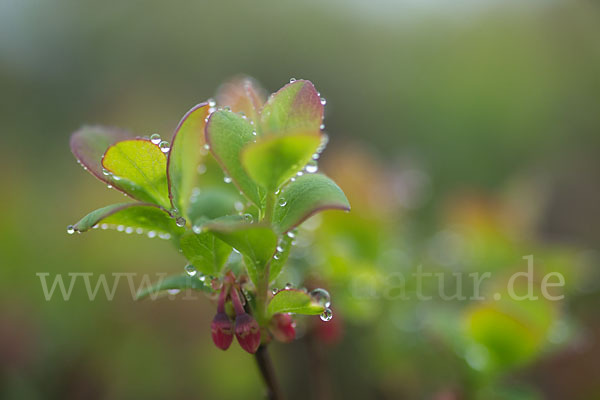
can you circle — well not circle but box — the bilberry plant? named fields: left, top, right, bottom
left=67, top=77, right=350, bottom=398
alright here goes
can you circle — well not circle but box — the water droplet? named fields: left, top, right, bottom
left=159, top=141, right=170, bottom=153
left=272, top=288, right=279, bottom=295
left=278, top=198, right=287, bottom=207
left=273, top=254, right=280, bottom=260
left=310, top=288, right=331, bottom=308
left=305, top=161, right=318, bottom=173
left=107, top=184, right=113, bottom=189
left=312, top=153, right=320, bottom=160
left=184, top=264, right=197, bottom=277
left=159, top=233, right=171, bottom=240
left=197, top=164, right=207, bottom=174
left=320, top=98, right=327, bottom=106
left=289, top=78, right=296, bottom=83
left=135, top=228, right=144, bottom=234
left=203, top=144, right=210, bottom=151
left=117, top=225, right=125, bottom=232
left=167, top=289, right=180, bottom=295
left=66, top=225, right=75, bottom=234
left=150, top=133, right=161, bottom=144
left=285, top=282, right=293, bottom=289
left=252, top=130, right=257, bottom=136
left=276, top=245, right=284, bottom=253
left=192, top=225, right=201, bottom=234
left=320, top=308, right=333, bottom=322
left=234, top=201, right=244, bottom=212
left=296, top=171, right=304, bottom=177
left=290, top=177, right=296, bottom=182
left=125, top=227, right=134, bottom=234
left=320, top=124, right=325, bottom=130
left=224, top=176, right=232, bottom=184
left=147, top=231, right=156, bottom=238
left=198, top=274, right=206, bottom=282
left=243, top=213, right=254, bottom=223
left=175, top=217, right=186, bottom=227
left=100, top=223, right=108, bottom=230
left=102, top=168, right=111, bottom=176
left=92, top=224, right=99, bottom=229
left=208, top=98, right=216, bottom=107
left=287, top=231, right=295, bottom=238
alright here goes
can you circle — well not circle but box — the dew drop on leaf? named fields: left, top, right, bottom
left=66, top=225, right=75, bottom=235
left=150, top=133, right=161, bottom=144
left=305, top=161, right=318, bottom=173
left=184, top=264, right=197, bottom=277
left=320, top=308, right=333, bottom=322
left=310, top=288, right=331, bottom=308
left=175, top=217, right=186, bottom=227
left=278, top=198, right=287, bottom=207
left=159, top=141, right=170, bottom=153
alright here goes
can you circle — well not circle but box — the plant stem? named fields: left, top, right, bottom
left=254, top=345, right=284, bottom=400
left=263, top=192, right=276, bottom=224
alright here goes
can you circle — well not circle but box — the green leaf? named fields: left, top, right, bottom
left=167, top=103, right=210, bottom=216
left=205, top=110, right=264, bottom=206
left=267, top=289, right=324, bottom=317
left=269, top=233, right=293, bottom=283
left=136, top=274, right=212, bottom=300
left=216, top=76, right=266, bottom=124
left=187, top=188, right=239, bottom=226
left=273, top=173, right=350, bottom=234
left=70, top=203, right=182, bottom=235
left=102, top=139, right=171, bottom=208
left=203, top=219, right=277, bottom=267
left=70, top=126, right=136, bottom=196
left=180, top=231, right=232, bottom=276
left=260, top=80, right=323, bottom=136
left=241, top=133, right=321, bottom=191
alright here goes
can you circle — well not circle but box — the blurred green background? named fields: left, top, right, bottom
left=1, top=0, right=600, bottom=399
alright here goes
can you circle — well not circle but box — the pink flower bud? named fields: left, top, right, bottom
left=235, top=313, right=261, bottom=354
left=211, top=312, right=234, bottom=350
left=269, top=313, right=296, bottom=343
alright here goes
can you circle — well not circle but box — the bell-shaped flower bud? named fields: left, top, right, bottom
left=269, top=313, right=296, bottom=343
left=211, top=282, right=234, bottom=350
left=211, top=312, right=234, bottom=350
left=235, top=313, right=261, bottom=354
left=229, top=286, right=261, bottom=353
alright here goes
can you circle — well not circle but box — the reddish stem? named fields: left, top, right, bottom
left=230, top=285, right=246, bottom=315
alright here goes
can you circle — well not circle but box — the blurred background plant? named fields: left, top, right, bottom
left=1, top=0, right=599, bottom=399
